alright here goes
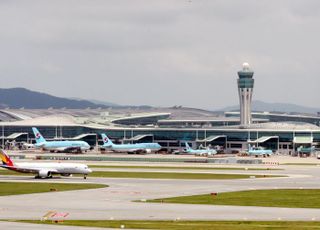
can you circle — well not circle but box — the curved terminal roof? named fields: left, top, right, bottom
left=247, top=122, right=320, bottom=131
left=0, top=115, right=79, bottom=126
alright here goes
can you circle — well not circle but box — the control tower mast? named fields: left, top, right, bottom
left=237, top=63, right=254, bottom=127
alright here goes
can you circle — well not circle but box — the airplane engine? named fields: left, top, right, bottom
left=38, top=170, right=51, bottom=178
left=145, top=149, right=152, bottom=154
left=60, top=173, right=71, bottom=177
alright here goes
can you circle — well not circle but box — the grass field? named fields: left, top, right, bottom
left=89, top=165, right=281, bottom=171
left=149, top=189, right=320, bottom=209
left=0, top=182, right=107, bottom=196
left=11, top=220, right=320, bottom=230
left=282, top=163, right=319, bottom=166
left=87, top=171, right=278, bottom=179
left=0, top=168, right=280, bottom=180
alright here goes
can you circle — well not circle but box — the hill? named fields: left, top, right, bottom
left=220, top=100, right=320, bottom=114
left=0, top=88, right=108, bottom=109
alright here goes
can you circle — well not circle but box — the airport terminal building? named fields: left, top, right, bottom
left=0, top=63, right=319, bottom=154
left=0, top=110, right=319, bottom=154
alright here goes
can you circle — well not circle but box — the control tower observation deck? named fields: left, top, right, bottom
left=237, top=63, right=254, bottom=127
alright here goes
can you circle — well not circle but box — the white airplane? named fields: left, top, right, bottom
left=0, top=150, right=92, bottom=179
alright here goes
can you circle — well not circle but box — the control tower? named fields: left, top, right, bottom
left=237, top=63, right=254, bottom=127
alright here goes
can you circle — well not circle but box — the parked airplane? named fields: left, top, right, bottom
left=32, top=127, right=90, bottom=153
left=247, top=144, right=273, bottom=157
left=184, top=142, right=217, bottom=156
left=0, top=149, right=92, bottom=179
left=101, top=134, right=161, bottom=154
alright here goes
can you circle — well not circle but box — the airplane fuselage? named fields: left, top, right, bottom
left=186, top=149, right=217, bottom=156
left=35, top=141, right=90, bottom=152
left=103, top=143, right=161, bottom=153
left=2, top=162, right=92, bottom=177
left=248, top=149, right=273, bottom=156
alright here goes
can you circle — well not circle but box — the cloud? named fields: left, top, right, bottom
left=0, top=0, right=319, bottom=109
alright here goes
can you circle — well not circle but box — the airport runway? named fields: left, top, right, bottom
left=1, top=165, right=320, bottom=222
left=0, top=221, right=111, bottom=230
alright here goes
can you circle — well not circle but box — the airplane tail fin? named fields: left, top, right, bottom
left=32, top=127, right=46, bottom=144
left=0, top=149, right=14, bottom=166
left=101, top=134, right=113, bottom=146
left=185, top=142, right=191, bottom=150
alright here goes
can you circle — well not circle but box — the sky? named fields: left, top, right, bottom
left=0, top=0, right=319, bottom=110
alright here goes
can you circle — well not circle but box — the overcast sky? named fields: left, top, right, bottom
left=0, top=0, right=319, bottom=109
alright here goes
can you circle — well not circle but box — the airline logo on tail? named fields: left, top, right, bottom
left=101, top=134, right=113, bottom=146
left=35, top=133, right=41, bottom=139
left=103, top=136, right=109, bottom=144
left=32, top=127, right=46, bottom=144
left=0, top=150, right=14, bottom=167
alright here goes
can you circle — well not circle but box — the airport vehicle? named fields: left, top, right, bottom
left=184, top=142, right=217, bottom=156
left=32, top=127, right=90, bottom=153
left=247, top=145, right=273, bottom=157
left=0, top=149, right=92, bottom=179
left=22, top=142, right=35, bottom=150
left=101, top=133, right=162, bottom=154
left=297, top=146, right=315, bottom=154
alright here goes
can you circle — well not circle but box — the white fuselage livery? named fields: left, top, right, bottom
left=7, top=162, right=92, bottom=178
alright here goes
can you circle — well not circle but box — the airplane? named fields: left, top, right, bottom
left=184, top=142, right=217, bottom=156
left=0, top=149, right=92, bottom=179
left=32, top=127, right=90, bottom=153
left=247, top=144, right=273, bottom=157
left=101, top=133, right=162, bottom=154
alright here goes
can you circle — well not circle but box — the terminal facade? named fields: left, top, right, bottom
left=0, top=63, right=319, bottom=154
left=0, top=123, right=319, bottom=154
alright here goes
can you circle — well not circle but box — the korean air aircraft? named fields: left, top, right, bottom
left=101, top=133, right=161, bottom=154
left=247, top=144, right=273, bottom=157
left=0, top=149, right=92, bottom=179
left=32, top=127, right=90, bottom=153
left=184, top=142, right=217, bottom=156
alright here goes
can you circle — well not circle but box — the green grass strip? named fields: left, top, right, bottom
left=9, top=220, right=320, bottom=230
left=0, top=182, right=107, bottom=196
left=0, top=168, right=280, bottom=180
left=149, top=189, right=320, bottom=209
left=282, top=163, right=319, bottom=166
left=89, top=165, right=281, bottom=170
left=88, top=171, right=277, bottom=179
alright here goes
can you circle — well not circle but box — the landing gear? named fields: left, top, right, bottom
left=84, top=174, right=87, bottom=179
left=35, top=175, right=41, bottom=179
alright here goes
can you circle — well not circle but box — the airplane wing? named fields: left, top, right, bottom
left=125, top=148, right=152, bottom=154
left=1, top=165, right=58, bottom=174
left=127, top=149, right=143, bottom=153
left=56, top=147, right=82, bottom=153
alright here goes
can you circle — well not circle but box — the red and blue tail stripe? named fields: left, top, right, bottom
left=0, top=150, right=14, bottom=167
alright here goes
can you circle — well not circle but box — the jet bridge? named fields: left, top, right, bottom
left=196, top=135, right=227, bottom=149
left=123, top=134, right=154, bottom=144
left=247, top=136, right=279, bottom=151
